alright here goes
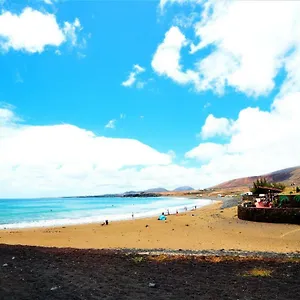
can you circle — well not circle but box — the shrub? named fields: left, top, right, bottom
left=251, top=177, right=285, bottom=194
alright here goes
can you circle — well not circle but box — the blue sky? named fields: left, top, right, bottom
left=1, top=0, right=300, bottom=197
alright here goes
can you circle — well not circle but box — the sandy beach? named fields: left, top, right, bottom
left=1, top=201, right=300, bottom=253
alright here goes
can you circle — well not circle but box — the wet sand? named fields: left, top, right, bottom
left=1, top=202, right=300, bottom=253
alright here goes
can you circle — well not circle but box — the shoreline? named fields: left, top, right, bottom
left=0, top=197, right=217, bottom=230
left=1, top=200, right=300, bottom=253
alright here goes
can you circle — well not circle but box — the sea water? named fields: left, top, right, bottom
left=0, top=197, right=214, bottom=229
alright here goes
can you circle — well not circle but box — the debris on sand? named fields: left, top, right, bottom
left=148, top=283, right=156, bottom=288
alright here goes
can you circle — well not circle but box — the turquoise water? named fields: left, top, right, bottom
left=0, top=197, right=213, bottom=229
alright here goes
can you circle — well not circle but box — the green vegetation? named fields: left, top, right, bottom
left=251, top=177, right=285, bottom=194
left=294, top=195, right=300, bottom=203
left=278, top=195, right=289, bottom=207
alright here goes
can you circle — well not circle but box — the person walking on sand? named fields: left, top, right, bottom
left=132, top=212, right=134, bottom=219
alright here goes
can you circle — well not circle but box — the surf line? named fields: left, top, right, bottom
left=280, top=228, right=300, bottom=238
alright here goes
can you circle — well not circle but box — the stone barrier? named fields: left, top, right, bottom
left=238, top=205, right=300, bottom=224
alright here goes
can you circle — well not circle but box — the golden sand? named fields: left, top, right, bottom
left=1, top=202, right=300, bottom=253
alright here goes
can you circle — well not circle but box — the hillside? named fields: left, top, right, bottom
left=213, top=166, right=300, bottom=190
left=173, top=186, right=194, bottom=192
left=144, top=187, right=169, bottom=193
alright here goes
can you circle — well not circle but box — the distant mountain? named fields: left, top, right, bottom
left=213, top=166, right=300, bottom=190
left=123, top=190, right=139, bottom=195
left=144, top=187, right=169, bottom=193
left=173, top=186, right=194, bottom=192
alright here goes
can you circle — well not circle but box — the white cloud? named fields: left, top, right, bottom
left=105, top=119, right=116, bottom=129
left=122, top=73, right=135, bottom=87
left=151, top=26, right=200, bottom=87
left=186, top=92, right=300, bottom=182
left=0, top=107, right=20, bottom=125
left=122, top=64, right=145, bottom=88
left=159, top=0, right=198, bottom=12
left=153, top=0, right=300, bottom=185
left=44, top=0, right=53, bottom=4
left=192, top=1, right=300, bottom=96
left=173, top=12, right=199, bottom=29
left=156, top=1, right=300, bottom=97
left=3, top=92, right=300, bottom=198
left=200, top=114, right=234, bottom=139
left=0, top=108, right=179, bottom=198
left=185, top=142, right=225, bottom=162
left=167, top=150, right=176, bottom=159
left=63, top=18, right=81, bottom=46
left=0, top=7, right=82, bottom=53
left=133, top=64, right=144, bottom=73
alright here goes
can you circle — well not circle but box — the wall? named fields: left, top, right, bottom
left=238, top=205, right=300, bottom=224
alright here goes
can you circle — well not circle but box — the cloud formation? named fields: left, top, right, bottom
left=159, top=0, right=195, bottom=12
left=186, top=92, right=300, bottom=180
left=201, top=114, right=234, bottom=139
left=0, top=107, right=177, bottom=198
left=122, top=64, right=145, bottom=88
left=151, top=26, right=199, bottom=87
left=105, top=119, right=116, bottom=129
left=2, top=91, right=300, bottom=198
left=157, top=0, right=300, bottom=184
left=155, top=1, right=300, bottom=97
left=0, top=7, right=82, bottom=53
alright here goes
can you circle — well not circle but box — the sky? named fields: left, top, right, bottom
left=1, top=0, right=300, bottom=198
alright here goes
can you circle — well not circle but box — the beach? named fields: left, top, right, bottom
left=2, top=200, right=300, bottom=299
left=1, top=201, right=300, bottom=253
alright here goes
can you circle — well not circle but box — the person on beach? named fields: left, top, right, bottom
left=158, top=212, right=167, bottom=221
left=167, top=209, right=170, bottom=215
left=132, top=212, right=134, bottom=219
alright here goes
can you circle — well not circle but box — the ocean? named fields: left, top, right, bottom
left=0, top=197, right=213, bottom=229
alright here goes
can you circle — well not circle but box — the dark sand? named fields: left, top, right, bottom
left=1, top=244, right=300, bottom=300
